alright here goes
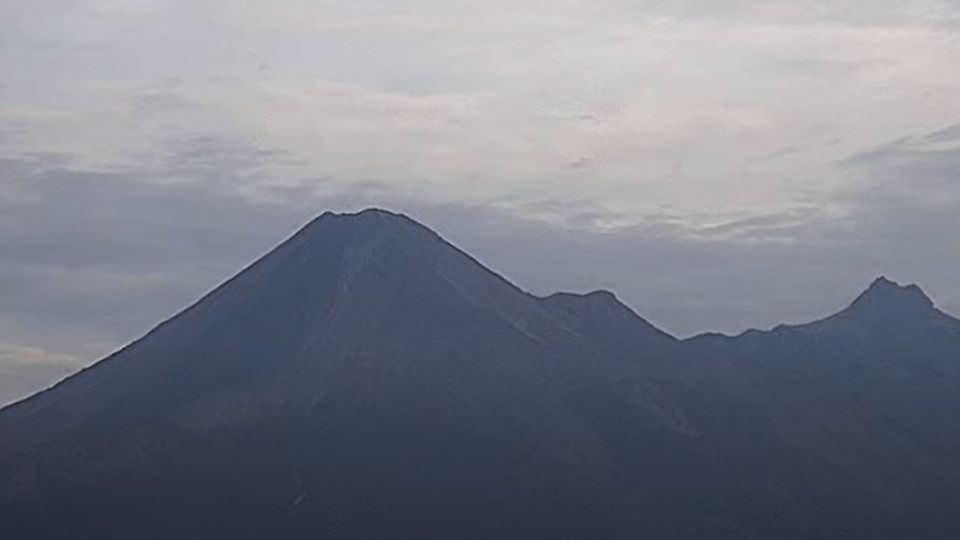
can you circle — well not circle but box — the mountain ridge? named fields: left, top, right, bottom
left=684, top=275, right=955, bottom=343
left=1, top=208, right=959, bottom=540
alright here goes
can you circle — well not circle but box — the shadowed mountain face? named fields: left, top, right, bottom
left=1, top=209, right=959, bottom=539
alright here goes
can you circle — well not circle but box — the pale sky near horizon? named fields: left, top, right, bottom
left=2, top=0, right=960, bottom=405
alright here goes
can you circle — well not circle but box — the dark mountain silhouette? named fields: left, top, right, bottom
left=1, top=209, right=959, bottom=539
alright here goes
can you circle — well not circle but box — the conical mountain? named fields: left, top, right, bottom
left=0, top=209, right=684, bottom=539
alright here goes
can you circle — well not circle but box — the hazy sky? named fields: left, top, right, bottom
left=2, top=0, right=960, bottom=404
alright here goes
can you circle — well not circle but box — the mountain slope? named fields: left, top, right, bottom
left=0, top=210, right=694, bottom=539
left=684, top=277, right=960, bottom=537
left=1, top=210, right=959, bottom=539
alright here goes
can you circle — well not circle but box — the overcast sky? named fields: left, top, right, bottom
left=2, top=0, right=960, bottom=405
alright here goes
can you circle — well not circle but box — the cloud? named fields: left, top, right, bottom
left=844, top=123, right=960, bottom=197
left=6, top=0, right=960, bottom=219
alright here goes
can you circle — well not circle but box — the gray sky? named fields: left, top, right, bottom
left=2, top=0, right=960, bottom=405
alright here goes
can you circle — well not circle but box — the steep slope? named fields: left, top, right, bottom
left=1, top=211, right=960, bottom=539
left=684, top=277, right=960, bottom=537
left=0, top=209, right=698, bottom=539
left=541, top=289, right=676, bottom=351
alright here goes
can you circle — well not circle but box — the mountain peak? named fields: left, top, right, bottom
left=846, top=276, right=935, bottom=317
left=542, top=289, right=676, bottom=344
left=307, top=208, right=424, bottom=234
left=318, top=207, right=409, bottom=221
left=291, top=208, right=441, bottom=255
left=545, top=289, right=618, bottom=303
